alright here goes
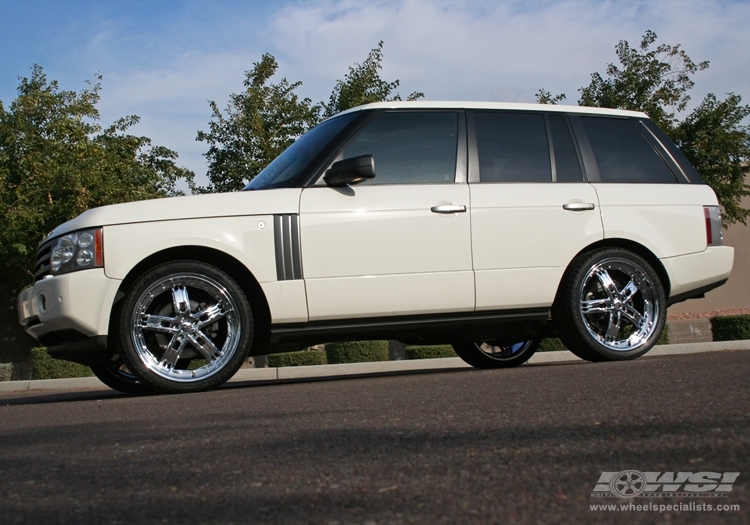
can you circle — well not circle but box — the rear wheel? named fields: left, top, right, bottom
left=452, top=339, right=540, bottom=369
left=119, top=261, right=253, bottom=394
left=553, top=248, right=666, bottom=362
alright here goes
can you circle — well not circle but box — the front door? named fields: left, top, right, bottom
left=300, top=110, right=474, bottom=321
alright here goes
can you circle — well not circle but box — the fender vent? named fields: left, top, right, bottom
left=274, top=214, right=303, bottom=280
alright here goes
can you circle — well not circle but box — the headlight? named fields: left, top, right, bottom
left=50, top=228, right=103, bottom=275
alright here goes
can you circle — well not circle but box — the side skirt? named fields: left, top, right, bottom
left=268, top=308, right=550, bottom=349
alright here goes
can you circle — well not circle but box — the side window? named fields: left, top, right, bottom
left=342, top=111, right=458, bottom=184
left=474, top=112, right=551, bottom=182
left=548, top=114, right=583, bottom=182
left=580, top=117, right=678, bottom=183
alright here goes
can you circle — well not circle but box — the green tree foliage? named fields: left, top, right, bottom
left=197, top=42, right=423, bottom=192
left=0, top=65, right=194, bottom=283
left=322, top=41, right=424, bottom=118
left=195, top=54, right=321, bottom=193
left=538, top=31, right=750, bottom=225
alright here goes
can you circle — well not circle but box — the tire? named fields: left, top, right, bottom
left=452, top=339, right=540, bottom=369
left=118, top=261, right=253, bottom=394
left=552, top=248, right=666, bottom=362
left=90, top=358, right=153, bottom=395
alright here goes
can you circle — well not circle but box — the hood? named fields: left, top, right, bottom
left=44, top=188, right=302, bottom=242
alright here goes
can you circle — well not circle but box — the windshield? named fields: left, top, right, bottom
left=244, top=113, right=359, bottom=190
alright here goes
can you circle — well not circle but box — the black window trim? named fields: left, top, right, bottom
left=309, top=108, right=467, bottom=187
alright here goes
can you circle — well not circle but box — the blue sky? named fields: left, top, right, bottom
left=1, top=0, right=749, bottom=187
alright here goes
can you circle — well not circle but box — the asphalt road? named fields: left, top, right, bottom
left=0, top=351, right=748, bottom=525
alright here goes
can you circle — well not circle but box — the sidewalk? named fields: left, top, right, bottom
left=1, top=339, right=749, bottom=393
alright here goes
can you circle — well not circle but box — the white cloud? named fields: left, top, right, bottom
left=29, top=0, right=747, bottom=188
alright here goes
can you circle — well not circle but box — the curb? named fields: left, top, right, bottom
left=1, top=340, right=749, bottom=394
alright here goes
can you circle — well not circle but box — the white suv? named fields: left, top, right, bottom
left=17, top=102, right=734, bottom=394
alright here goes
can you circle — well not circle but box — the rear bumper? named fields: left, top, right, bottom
left=662, top=246, right=734, bottom=303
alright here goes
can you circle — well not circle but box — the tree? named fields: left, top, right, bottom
left=195, top=54, right=321, bottom=193
left=0, top=65, right=195, bottom=284
left=197, top=42, right=423, bottom=192
left=322, top=41, right=424, bottom=118
left=538, top=31, right=750, bottom=225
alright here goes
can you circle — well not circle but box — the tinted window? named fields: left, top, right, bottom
left=342, top=112, right=458, bottom=184
left=474, top=112, right=551, bottom=182
left=548, top=114, right=583, bottom=182
left=580, top=117, right=677, bottom=183
left=246, top=113, right=358, bottom=190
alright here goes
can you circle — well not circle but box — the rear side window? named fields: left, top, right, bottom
left=342, top=111, right=458, bottom=184
left=474, top=112, right=551, bottom=182
left=580, top=117, right=677, bottom=183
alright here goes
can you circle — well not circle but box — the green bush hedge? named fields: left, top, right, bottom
left=0, top=363, right=12, bottom=381
left=405, top=345, right=457, bottom=359
left=710, top=315, right=750, bottom=341
left=325, top=340, right=388, bottom=364
left=30, top=348, right=92, bottom=380
left=539, top=338, right=567, bottom=352
left=267, top=350, right=327, bottom=367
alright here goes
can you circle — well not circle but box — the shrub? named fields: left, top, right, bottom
left=325, top=340, right=388, bottom=364
left=656, top=323, right=669, bottom=345
left=267, top=350, right=327, bottom=367
left=0, top=363, right=11, bottom=382
left=710, top=315, right=750, bottom=341
left=30, top=348, right=92, bottom=380
left=405, top=345, right=457, bottom=359
left=538, top=338, right=567, bottom=352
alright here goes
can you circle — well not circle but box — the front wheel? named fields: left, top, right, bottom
left=453, top=339, right=540, bottom=369
left=118, top=261, right=253, bottom=394
left=552, top=248, right=666, bottom=362
left=90, top=358, right=153, bottom=395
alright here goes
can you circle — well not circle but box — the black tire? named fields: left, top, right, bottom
left=90, top=358, right=154, bottom=395
left=452, top=339, right=540, bottom=369
left=552, top=248, right=666, bottom=362
left=118, top=261, right=253, bottom=394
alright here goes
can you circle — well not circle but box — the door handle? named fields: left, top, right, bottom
left=562, top=202, right=595, bottom=211
left=431, top=204, right=467, bottom=214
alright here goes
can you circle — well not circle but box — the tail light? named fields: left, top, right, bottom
left=704, top=206, right=722, bottom=247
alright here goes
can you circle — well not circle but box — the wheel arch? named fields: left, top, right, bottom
left=108, top=246, right=272, bottom=352
left=557, top=238, right=672, bottom=302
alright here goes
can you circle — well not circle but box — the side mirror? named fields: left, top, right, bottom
left=324, top=155, right=375, bottom=187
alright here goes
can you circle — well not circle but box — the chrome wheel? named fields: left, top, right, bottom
left=453, top=338, right=540, bottom=369
left=553, top=248, right=666, bottom=362
left=90, top=358, right=153, bottom=394
left=578, top=258, right=659, bottom=352
left=119, top=261, right=253, bottom=393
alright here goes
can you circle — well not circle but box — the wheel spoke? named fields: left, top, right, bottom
left=620, top=280, right=639, bottom=302
left=581, top=297, right=612, bottom=315
left=172, top=284, right=191, bottom=315
left=161, top=334, right=188, bottom=368
left=621, top=304, right=644, bottom=328
left=188, top=330, right=221, bottom=360
left=604, top=312, right=622, bottom=342
left=192, top=302, right=228, bottom=329
left=139, top=314, right=179, bottom=334
left=595, top=269, right=620, bottom=298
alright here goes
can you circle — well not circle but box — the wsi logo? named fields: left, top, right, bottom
left=591, top=471, right=740, bottom=498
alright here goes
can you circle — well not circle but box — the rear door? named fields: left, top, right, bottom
left=468, top=111, right=603, bottom=311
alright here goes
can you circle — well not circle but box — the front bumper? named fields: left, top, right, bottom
left=17, top=269, right=121, bottom=356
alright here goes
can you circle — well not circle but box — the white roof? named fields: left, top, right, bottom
left=338, top=100, right=648, bottom=119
